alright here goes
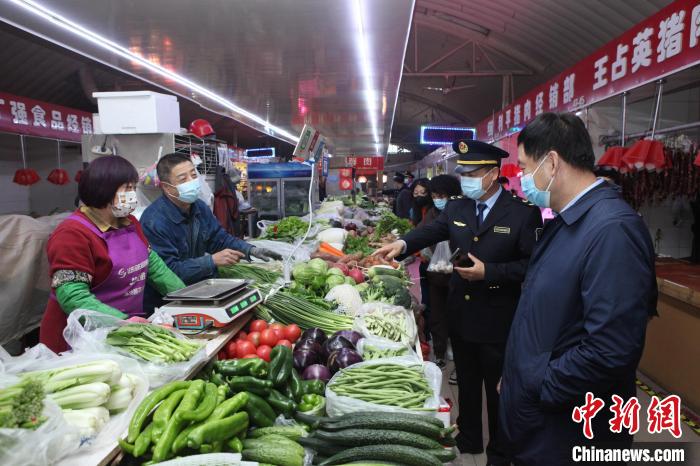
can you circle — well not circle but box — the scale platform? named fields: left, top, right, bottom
left=160, top=279, right=262, bottom=332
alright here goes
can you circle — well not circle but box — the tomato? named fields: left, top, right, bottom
left=217, top=349, right=228, bottom=360
left=260, top=328, right=279, bottom=347
left=269, top=323, right=285, bottom=340
left=256, top=344, right=272, bottom=362
left=282, top=324, right=301, bottom=343
left=235, top=330, right=248, bottom=341
left=242, top=354, right=260, bottom=359
left=225, top=341, right=237, bottom=359
left=249, top=319, right=268, bottom=333
left=275, top=339, right=293, bottom=349
left=236, top=340, right=257, bottom=358
left=246, top=331, right=261, bottom=347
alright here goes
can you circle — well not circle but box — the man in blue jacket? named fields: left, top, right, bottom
left=141, top=153, right=280, bottom=312
left=499, top=113, right=657, bottom=465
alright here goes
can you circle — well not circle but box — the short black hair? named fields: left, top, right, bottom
left=410, top=178, right=430, bottom=195
left=429, top=174, right=461, bottom=197
left=393, top=174, right=405, bottom=184
left=517, top=112, right=594, bottom=171
left=157, top=152, right=193, bottom=184
left=78, top=156, right=138, bottom=208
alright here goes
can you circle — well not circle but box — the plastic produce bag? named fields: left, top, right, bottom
left=352, top=302, right=417, bottom=346
left=248, top=239, right=316, bottom=262
left=325, top=356, right=441, bottom=417
left=356, top=335, right=420, bottom=362
left=256, top=220, right=322, bottom=242
left=426, top=241, right=453, bottom=274
left=63, top=310, right=207, bottom=388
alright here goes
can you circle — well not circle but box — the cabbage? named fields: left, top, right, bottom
left=325, top=274, right=346, bottom=288
left=317, top=228, right=347, bottom=244
left=292, top=263, right=315, bottom=285
left=327, top=268, right=345, bottom=277
left=309, top=258, right=329, bottom=275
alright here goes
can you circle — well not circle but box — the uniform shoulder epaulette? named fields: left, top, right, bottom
left=449, top=195, right=464, bottom=200
left=511, top=193, right=535, bottom=206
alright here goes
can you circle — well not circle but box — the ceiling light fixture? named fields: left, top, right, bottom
left=351, top=0, right=379, bottom=148
left=9, top=0, right=299, bottom=143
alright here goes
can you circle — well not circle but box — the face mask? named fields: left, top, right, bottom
left=414, top=195, right=430, bottom=207
left=165, top=178, right=201, bottom=204
left=433, top=198, right=447, bottom=210
left=112, top=190, right=137, bottom=218
left=460, top=168, right=495, bottom=200
left=521, top=155, right=555, bottom=208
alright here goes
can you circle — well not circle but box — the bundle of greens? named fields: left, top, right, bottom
left=218, top=263, right=281, bottom=284
left=106, top=324, right=202, bottom=364
left=0, top=378, right=45, bottom=429
left=371, top=212, right=412, bottom=241
left=261, top=216, right=309, bottom=242
left=344, top=234, right=373, bottom=256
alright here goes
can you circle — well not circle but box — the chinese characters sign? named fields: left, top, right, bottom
left=0, top=92, right=94, bottom=142
left=346, top=156, right=384, bottom=175
left=477, top=0, right=700, bottom=141
left=339, top=168, right=353, bottom=190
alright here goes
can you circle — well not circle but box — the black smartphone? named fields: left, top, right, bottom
left=452, top=252, right=474, bottom=268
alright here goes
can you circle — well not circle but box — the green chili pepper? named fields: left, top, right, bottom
left=186, top=411, right=249, bottom=450
left=133, top=422, right=155, bottom=457
left=226, top=436, right=243, bottom=453
left=153, top=380, right=204, bottom=462
left=118, top=438, right=135, bottom=456
left=298, top=394, right=324, bottom=412
left=265, top=389, right=297, bottom=417
left=227, top=375, right=272, bottom=397
left=180, top=382, right=218, bottom=422
left=128, top=380, right=190, bottom=443
left=289, top=368, right=304, bottom=402
left=301, top=379, right=325, bottom=396
left=215, top=358, right=269, bottom=378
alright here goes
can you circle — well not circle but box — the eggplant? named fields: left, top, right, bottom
left=300, top=327, right=328, bottom=345
left=302, top=364, right=331, bottom=383
left=333, top=330, right=363, bottom=346
left=323, top=335, right=355, bottom=358
left=293, top=348, right=320, bottom=372
left=327, top=348, right=363, bottom=374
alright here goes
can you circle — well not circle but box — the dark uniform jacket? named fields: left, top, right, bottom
left=400, top=189, right=543, bottom=342
left=499, top=184, right=657, bottom=466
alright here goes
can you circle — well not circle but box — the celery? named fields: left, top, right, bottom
left=49, top=382, right=111, bottom=409
left=23, top=360, right=121, bottom=393
left=62, top=407, right=110, bottom=437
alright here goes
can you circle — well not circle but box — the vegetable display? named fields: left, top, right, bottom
left=361, top=344, right=409, bottom=359
left=328, top=363, right=433, bottom=410
left=0, top=378, right=45, bottom=429
left=218, top=263, right=281, bottom=284
left=106, top=324, right=203, bottom=364
left=371, top=212, right=412, bottom=241
left=261, top=216, right=310, bottom=242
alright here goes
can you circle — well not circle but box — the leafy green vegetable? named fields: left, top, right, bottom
left=106, top=324, right=202, bottom=363
left=218, top=263, right=280, bottom=284
left=308, top=258, right=329, bottom=275
left=261, top=217, right=309, bottom=242
left=344, top=235, right=373, bottom=255
left=0, top=378, right=45, bottom=429
left=372, top=212, right=412, bottom=240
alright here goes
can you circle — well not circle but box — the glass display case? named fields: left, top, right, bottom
left=248, top=179, right=281, bottom=220
left=247, top=162, right=316, bottom=219
left=282, top=179, right=311, bottom=217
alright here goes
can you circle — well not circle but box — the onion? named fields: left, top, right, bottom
left=333, top=330, right=363, bottom=346
left=348, top=268, right=365, bottom=284
left=293, top=349, right=320, bottom=372
left=302, top=364, right=331, bottom=383
left=300, top=327, right=327, bottom=345
left=327, top=348, right=363, bottom=373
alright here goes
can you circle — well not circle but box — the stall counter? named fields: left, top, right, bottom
left=638, top=258, right=700, bottom=413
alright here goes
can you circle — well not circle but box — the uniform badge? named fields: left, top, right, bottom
left=493, top=226, right=510, bottom=234
left=453, top=220, right=466, bottom=227
left=458, top=141, right=469, bottom=154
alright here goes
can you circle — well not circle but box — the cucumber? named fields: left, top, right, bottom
left=314, top=428, right=442, bottom=450
left=298, top=437, right=345, bottom=457
left=243, top=434, right=304, bottom=457
left=249, top=425, right=308, bottom=441
left=367, top=266, right=404, bottom=279
left=242, top=436, right=304, bottom=466
left=323, top=411, right=444, bottom=428
left=427, top=447, right=458, bottom=462
left=319, top=416, right=445, bottom=440
left=318, top=445, right=442, bottom=466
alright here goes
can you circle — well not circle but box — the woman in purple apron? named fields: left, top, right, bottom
left=40, top=156, right=184, bottom=353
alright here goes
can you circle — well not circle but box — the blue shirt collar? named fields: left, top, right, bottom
left=559, top=178, right=605, bottom=214
left=479, top=186, right=502, bottom=210
left=160, top=195, right=195, bottom=224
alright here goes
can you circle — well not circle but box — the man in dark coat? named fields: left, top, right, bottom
left=374, top=140, right=542, bottom=465
left=392, top=173, right=413, bottom=219
left=499, top=112, right=657, bottom=465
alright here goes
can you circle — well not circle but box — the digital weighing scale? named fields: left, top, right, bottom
left=159, top=279, right=262, bottom=332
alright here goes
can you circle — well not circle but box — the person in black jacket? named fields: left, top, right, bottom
left=392, top=173, right=412, bottom=219
left=374, top=140, right=543, bottom=465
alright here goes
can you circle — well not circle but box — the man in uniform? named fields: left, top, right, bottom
left=374, top=140, right=542, bottom=465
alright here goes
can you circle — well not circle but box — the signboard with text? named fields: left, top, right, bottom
left=339, top=168, right=353, bottom=190
left=0, top=92, right=94, bottom=142
left=477, top=0, right=700, bottom=141
left=346, top=156, right=384, bottom=175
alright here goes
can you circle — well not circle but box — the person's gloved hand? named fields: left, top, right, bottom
left=250, top=247, right=283, bottom=262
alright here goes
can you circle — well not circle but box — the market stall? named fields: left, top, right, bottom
left=0, top=197, right=456, bottom=466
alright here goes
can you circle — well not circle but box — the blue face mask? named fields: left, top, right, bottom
left=520, top=155, right=554, bottom=208
left=433, top=198, right=447, bottom=210
left=460, top=168, right=495, bottom=200
left=166, top=177, right=201, bottom=204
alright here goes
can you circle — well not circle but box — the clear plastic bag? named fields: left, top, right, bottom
left=256, top=220, right=323, bottom=242
left=356, top=335, right=420, bottom=362
left=63, top=310, right=207, bottom=388
left=248, top=239, right=317, bottom=262
left=325, top=356, right=442, bottom=418
left=427, top=241, right=453, bottom=274
left=352, top=302, right=417, bottom=346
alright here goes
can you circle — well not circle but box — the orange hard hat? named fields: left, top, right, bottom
left=188, top=119, right=215, bottom=138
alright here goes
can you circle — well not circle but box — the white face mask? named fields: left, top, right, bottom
left=112, top=190, right=137, bottom=217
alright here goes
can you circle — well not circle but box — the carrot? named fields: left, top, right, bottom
left=319, top=242, right=345, bottom=257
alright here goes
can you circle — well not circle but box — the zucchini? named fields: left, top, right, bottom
left=313, top=428, right=442, bottom=450
left=298, top=437, right=345, bottom=457
left=318, top=445, right=442, bottom=466
left=427, top=447, right=458, bottom=462
left=319, top=416, right=445, bottom=440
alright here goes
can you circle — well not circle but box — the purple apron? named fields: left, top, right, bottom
left=51, top=213, right=149, bottom=317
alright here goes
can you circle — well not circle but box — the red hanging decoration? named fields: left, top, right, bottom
left=500, top=163, right=520, bottom=178
left=13, top=135, right=40, bottom=186
left=597, top=146, right=626, bottom=171
left=48, top=168, right=71, bottom=185
left=622, top=139, right=666, bottom=172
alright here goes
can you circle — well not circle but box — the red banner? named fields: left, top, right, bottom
left=346, top=156, right=384, bottom=174
left=339, top=168, right=353, bottom=190
left=0, top=92, right=94, bottom=142
left=477, top=0, right=700, bottom=141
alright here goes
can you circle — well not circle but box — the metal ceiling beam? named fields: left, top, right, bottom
left=420, top=39, right=471, bottom=72
left=404, top=70, right=531, bottom=77
left=398, top=91, right=471, bottom=123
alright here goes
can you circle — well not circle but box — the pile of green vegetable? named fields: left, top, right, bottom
left=106, top=324, right=203, bottom=363
left=361, top=344, right=409, bottom=359
left=371, top=212, right=412, bottom=240
left=0, top=378, right=45, bottom=429
left=291, top=258, right=355, bottom=299
left=356, top=265, right=412, bottom=309
left=328, top=363, right=433, bottom=410
left=218, top=263, right=281, bottom=284
left=296, top=411, right=457, bottom=466
left=344, top=234, right=373, bottom=256
left=22, top=359, right=139, bottom=437
left=261, top=216, right=309, bottom=242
